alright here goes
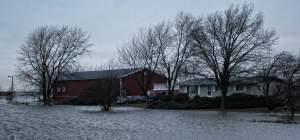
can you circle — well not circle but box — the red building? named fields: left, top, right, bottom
left=53, top=68, right=168, bottom=103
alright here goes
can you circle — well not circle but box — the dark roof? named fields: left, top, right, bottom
left=179, top=76, right=283, bottom=86
left=231, top=76, right=283, bottom=84
left=59, top=68, right=141, bottom=81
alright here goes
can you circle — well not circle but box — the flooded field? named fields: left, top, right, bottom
left=0, top=103, right=299, bottom=140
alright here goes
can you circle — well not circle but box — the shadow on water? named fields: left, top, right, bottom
left=218, top=110, right=229, bottom=118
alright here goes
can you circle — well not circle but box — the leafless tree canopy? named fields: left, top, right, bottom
left=118, top=22, right=172, bottom=97
left=17, top=26, right=91, bottom=104
left=276, top=52, right=300, bottom=82
left=191, top=4, right=277, bottom=109
left=275, top=52, right=300, bottom=120
left=119, top=12, right=201, bottom=95
left=159, top=12, right=201, bottom=94
left=84, top=59, right=119, bottom=111
left=256, top=52, right=280, bottom=110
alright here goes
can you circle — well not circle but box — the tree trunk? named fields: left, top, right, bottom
left=42, top=83, right=47, bottom=105
left=264, top=85, right=271, bottom=110
left=265, top=97, right=271, bottom=110
left=42, top=63, right=48, bottom=105
left=220, top=86, right=228, bottom=110
left=221, top=94, right=225, bottom=110
left=144, top=92, right=150, bottom=104
left=167, top=80, right=173, bottom=95
left=47, top=88, right=52, bottom=105
left=102, top=104, right=110, bottom=112
left=265, top=82, right=273, bottom=110
left=290, top=107, right=295, bottom=120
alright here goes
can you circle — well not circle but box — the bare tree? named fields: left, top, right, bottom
left=191, top=4, right=277, bottom=109
left=119, top=12, right=200, bottom=96
left=119, top=22, right=172, bottom=98
left=17, top=26, right=91, bottom=105
left=256, top=53, right=280, bottom=110
left=159, top=12, right=201, bottom=95
left=84, top=60, right=119, bottom=111
left=276, top=52, right=300, bottom=120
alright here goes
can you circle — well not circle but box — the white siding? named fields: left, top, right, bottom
left=180, top=86, right=188, bottom=93
left=180, top=81, right=282, bottom=97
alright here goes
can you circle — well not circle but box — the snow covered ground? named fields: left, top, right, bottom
left=0, top=102, right=299, bottom=140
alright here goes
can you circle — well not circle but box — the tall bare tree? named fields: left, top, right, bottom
left=191, top=4, right=277, bottom=109
left=84, top=59, right=119, bottom=111
left=119, top=22, right=172, bottom=98
left=256, top=52, right=280, bottom=110
left=17, top=26, right=91, bottom=105
left=275, top=52, right=300, bottom=120
left=159, top=12, right=201, bottom=95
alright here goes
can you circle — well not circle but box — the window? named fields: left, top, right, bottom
left=57, top=87, right=61, bottom=93
left=246, top=86, right=252, bottom=94
left=207, top=86, right=212, bottom=96
left=246, top=86, right=251, bottom=91
left=257, top=85, right=262, bottom=90
left=189, top=86, right=198, bottom=95
left=236, top=85, right=244, bottom=91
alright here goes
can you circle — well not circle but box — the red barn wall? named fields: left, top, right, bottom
left=121, top=70, right=167, bottom=96
left=54, top=80, right=98, bottom=102
left=53, top=70, right=167, bottom=103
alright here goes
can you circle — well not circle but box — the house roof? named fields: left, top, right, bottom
left=231, top=76, right=283, bottom=85
left=178, top=76, right=283, bottom=86
left=59, top=68, right=141, bottom=81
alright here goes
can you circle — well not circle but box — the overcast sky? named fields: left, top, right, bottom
left=0, top=0, right=299, bottom=90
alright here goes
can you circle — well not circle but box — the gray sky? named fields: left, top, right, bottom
left=0, top=0, right=299, bottom=90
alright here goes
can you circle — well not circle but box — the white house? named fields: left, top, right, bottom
left=178, top=77, right=283, bottom=97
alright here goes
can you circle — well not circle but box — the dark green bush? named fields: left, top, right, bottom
left=166, top=100, right=189, bottom=109
left=224, top=94, right=265, bottom=108
left=158, top=94, right=173, bottom=102
left=188, top=96, right=220, bottom=109
left=173, top=94, right=189, bottom=103
left=266, top=96, right=285, bottom=110
left=148, top=93, right=283, bottom=109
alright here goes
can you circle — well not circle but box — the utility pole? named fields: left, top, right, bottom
left=8, top=76, right=13, bottom=92
left=8, top=75, right=14, bottom=101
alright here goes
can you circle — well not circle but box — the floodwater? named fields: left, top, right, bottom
left=0, top=102, right=299, bottom=140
